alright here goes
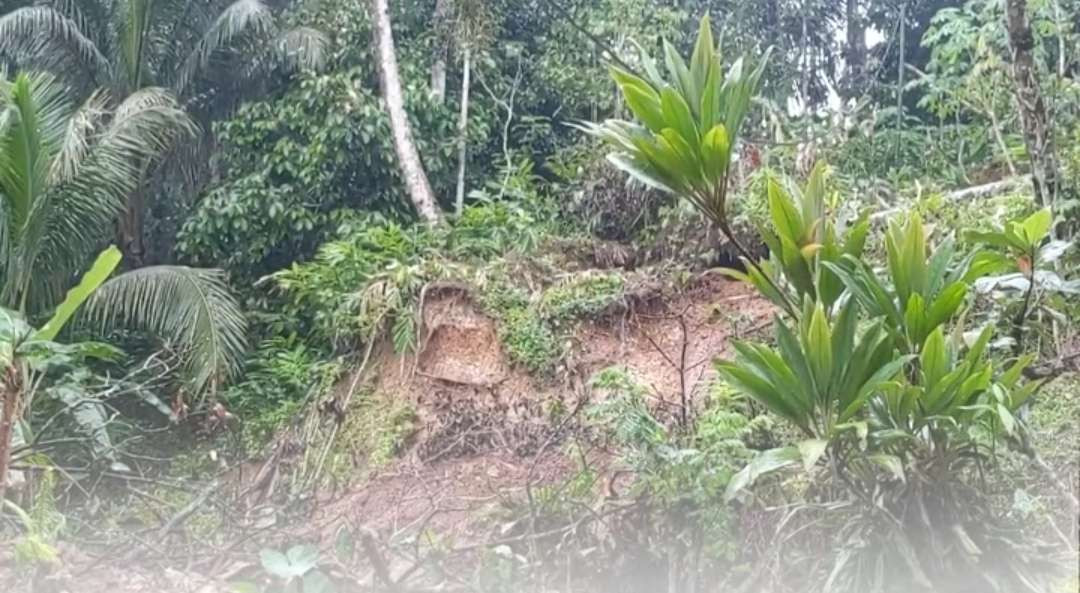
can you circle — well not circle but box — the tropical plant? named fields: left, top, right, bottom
left=0, top=72, right=246, bottom=400
left=0, top=0, right=327, bottom=263
left=966, top=208, right=1077, bottom=347
left=175, top=69, right=479, bottom=281
left=0, top=0, right=325, bottom=102
left=725, top=163, right=870, bottom=315
left=825, top=212, right=989, bottom=353
left=708, top=155, right=1062, bottom=589
left=582, top=16, right=785, bottom=310
left=0, top=248, right=122, bottom=501
left=873, top=324, right=1038, bottom=439
left=716, top=300, right=909, bottom=444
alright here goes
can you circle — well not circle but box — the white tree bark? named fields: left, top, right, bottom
left=370, top=0, right=443, bottom=223
left=430, top=0, right=450, bottom=103
left=454, top=46, right=472, bottom=216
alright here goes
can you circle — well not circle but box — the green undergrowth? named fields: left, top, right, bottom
left=324, top=386, right=418, bottom=485
left=272, top=200, right=629, bottom=377
left=479, top=270, right=625, bottom=373
left=1027, top=372, right=1080, bottom=468
left=224, top=337, right=344, bottom=455
left=916, top=189, right=1037, bottom=242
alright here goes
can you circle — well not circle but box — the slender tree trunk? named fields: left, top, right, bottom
left=370, top=0, right=443, bottom=223
left=1005, top=0, right=1061, bottom=209
left=799, top=2, right=809, bottom=106
left=430, top=0, right=450, bottom=103
left=0, top=364, right=22, bottom=503
left=454, top=47, right=472, bottom=216
left=120, top=187, right=146, bottom=267
left=844, top=0, right=866, bottom=96
left=895, top=2, right=906, bottom=159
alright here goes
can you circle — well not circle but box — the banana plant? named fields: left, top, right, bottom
left=0, top=248, right=121, bottom=500
left=724, top=163, right=870, bottom=313
left=824, top=212, right=990, bottom=354
left=580, top=16, right=788, bottom=314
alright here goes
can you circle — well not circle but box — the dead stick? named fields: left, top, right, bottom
left=360, top=528, right=399, bottom=591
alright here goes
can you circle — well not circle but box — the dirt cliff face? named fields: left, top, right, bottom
left=299, top=273, right=773, bottom=545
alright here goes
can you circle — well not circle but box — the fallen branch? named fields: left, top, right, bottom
left=871, top=176, right=1033, bottom=222
left=158, top=480, right=220, bottom=536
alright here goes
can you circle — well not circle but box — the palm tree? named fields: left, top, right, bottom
left=0, top=71, right=247, bottom=401
left=0, top=0, right=325, bottom=104
left=0, top=0, right=327, bottom=263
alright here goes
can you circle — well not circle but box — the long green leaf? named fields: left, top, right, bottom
left=34, top=246, right=121, bottom=341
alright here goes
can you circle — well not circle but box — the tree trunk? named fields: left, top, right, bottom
left=370, top=0, right=443, bottom=223
left=1005, top=0, right=1061, bottom=209
left=430, top=0, right=450, bottom=103
left=844, top=0, right=866, bottom=96
left=0, top=364, right=22, bottom=503
left=454, top=47, right=471, bottom=216
left=895, top=2, right=906, bottom=159
left=799, top=2, right=809, bottom=106
left=120, top=187, right=147, bottom=268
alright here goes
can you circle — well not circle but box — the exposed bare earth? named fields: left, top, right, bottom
left=2, top=275, right=775, bottom=591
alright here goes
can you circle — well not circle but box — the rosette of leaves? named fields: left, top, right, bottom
left=580, top=16, right=784, bottom=310
left=725, top=162, right=870, bottom=315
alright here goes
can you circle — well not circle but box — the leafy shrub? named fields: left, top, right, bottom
left=177, top=69, right=492, bottom=281
left=224, top=337, right=342, bottom=451
left=714, top=166, right=1061, bottom=590
left=272, top=202, right=547, bottom=353
left=324, top=388, right=417, bottom=482
left=725, top=163, right=870, bottom=317
left=497, top=307, right=561, bottom=374
left=479, top=271, right=625, bottom=374
left=540, top=273, right=624, bottom=323
left=587, top=367, right=761, bottom=561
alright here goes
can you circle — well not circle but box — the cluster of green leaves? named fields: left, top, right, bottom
left=828, top=212, right=989, bottom=351
left=177, top=69, right=491, bottom=281
left=539, top=273, right=624, bottom=323
left=224, top=337, right=342, bottom=452
left=0, top=71, right=247, bottom=408
left=272, top=201, right=545, bottom=352
left=714, top=178, right=1059, bottom=590
left=479, top=271, right=624, bottom=374
left=725, top=163, right=869, bottom=318
left=584, top=16, right=768, bottom=229
left=718, top=301, right=908, bottom=442
left=587, top=367, right=766, bottom=560
left=324, top=389, right=417, bottom=482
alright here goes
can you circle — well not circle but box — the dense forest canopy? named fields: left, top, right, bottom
left=0, top=0, right=1078, bottom=592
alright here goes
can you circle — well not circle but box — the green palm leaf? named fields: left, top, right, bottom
left=84, top=266, right=248, bottom=400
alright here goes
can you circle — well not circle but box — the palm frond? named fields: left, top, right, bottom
left=0, top=72, right=73, bottom=307
left=0, top=6, right=110, bottom=82
left=272, top=26, right=328, bottom=73
left=48, top=88, right=109, bottom=185
left=117, top=0, right=154, bottom=89
left=85, top=266, right=248, bottom=400
left=0, top=75, right=193, bottom=312
left=177, top=0, right=274, bottom=94
left=0, top=72, right=70, bottom=232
